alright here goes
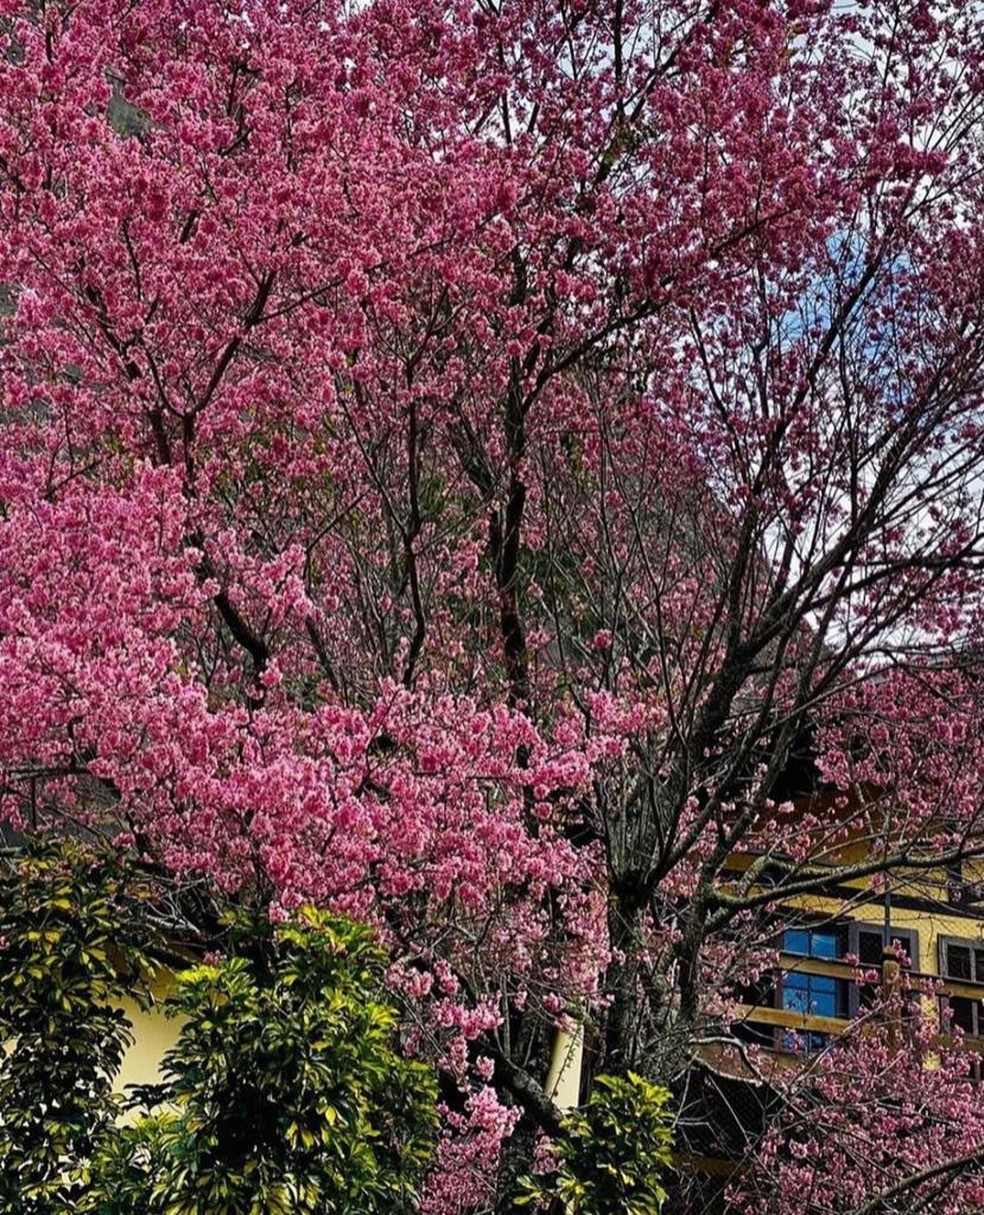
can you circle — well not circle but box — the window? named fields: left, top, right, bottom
left=732, top=919, right=922, bottom=1053
left=848, top=922, right=917, bottom=967
left=779, top=920, right=917, bottom=1052
left=781, top=969, right=846, bottom=1018
left=780, top=970, right=846, bottom=1053
left=783, top=925, right=843, bottom=960
left=946, top=861, right=984, bottom=909
left=939, top=936, right=984, bottom=1038
left=847, top=922, right=918, bottom=1015
left=779, top=925, right=849, bottom=1052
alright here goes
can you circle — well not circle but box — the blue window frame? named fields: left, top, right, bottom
left=782, top=926, right=842, bottom=960
left=782, top=971, right=841, bottom=1018
left=779, top=924, right=849, bottom=1053
left=743, top=920, right=922, bottom=1054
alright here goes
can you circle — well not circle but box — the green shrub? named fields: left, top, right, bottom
left=0, top=836, right=153, bottom=1215
left=0, top=840, right=437, bottom=1215
left=521, top=1072, right=674, bottom=1215
left=89, top=910, right=438, bottom=1215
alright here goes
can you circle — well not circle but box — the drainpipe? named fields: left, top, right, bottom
left=545, top=1024, right=585, bottom=1110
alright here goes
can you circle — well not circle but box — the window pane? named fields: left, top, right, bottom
left=783, top=927, right=842, bottom=959
left=782, top=974, right=813, bottom=1015
left=947, top=944, right=973, bottom=980
left=811, top=931, right=840, bottom=960
left=781, top=1029, right=829, bottom=1054
left=782, top=974, right=839, bottom=1018
left=782, top=973, right=810, bottom=1014
left=783, top=929, right=810, bottom=956
left=807, top=979, right=838, bottom=1018
left=806, top=986, right=830, bottom=1015
left=857, top=930, right=884, bottom=965
left=948, top=997, right=976, bottom=1035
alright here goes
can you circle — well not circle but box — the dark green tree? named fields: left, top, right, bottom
left=0, top=841, right=437, bottom=1215
left=0, top=836, right=153, bottom=1215
left=90, top=910, right=438, bottom=1215
left=521, top=1073, right=674, bottom=1215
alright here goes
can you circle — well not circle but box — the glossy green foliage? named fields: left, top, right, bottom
left=92, top=910, right=438, bottom=1215
left=1, top=841, right=436, bottom=1215
left=0, top=836, right=153, bottom=1215
left=522, top=1073, right=674, bottom=1215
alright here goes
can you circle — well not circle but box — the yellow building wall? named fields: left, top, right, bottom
left=784, top=873, right=984, bottom=977
left=116, top=993, right=182, bottom=1097
left=777, top=862, right=984, bottom=1040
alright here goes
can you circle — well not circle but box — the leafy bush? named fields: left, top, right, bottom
left=108, top=911, right=439, bottom=1215
left=0, top=840, right=437, bottom=1215
left=0, top=836, right=153, bottom=1214
left=521, top=1072, right=674, bottom=1215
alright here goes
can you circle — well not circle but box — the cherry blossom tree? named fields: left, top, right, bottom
left=2, top=0, right=984, bottom=1210
left=731, top=984, right=984, bottom=1215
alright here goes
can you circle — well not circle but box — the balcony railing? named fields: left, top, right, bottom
left=731, top=953, right=984, bottom=1048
